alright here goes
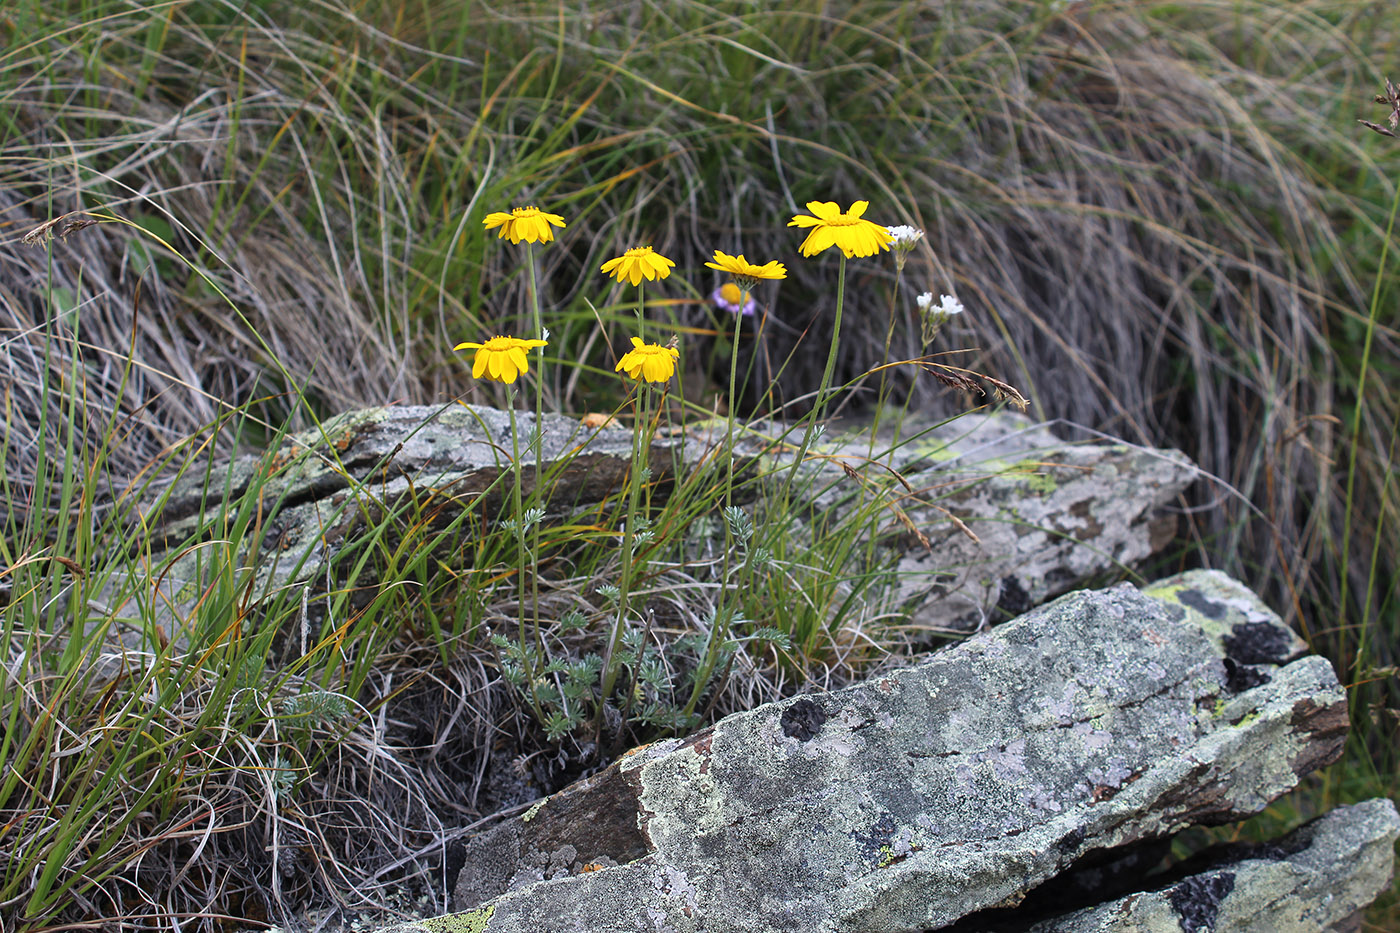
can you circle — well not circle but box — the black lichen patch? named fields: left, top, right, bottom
left=996, top=575, right=1032, bottom=617
left=1223, top=621, right=1294, bottom=665
left=1178, top=588, right=1226, bottom=620
left=781, top=697, right=827, bottom=741
left=851, top=811, right=898, bottom=859
left=1223, top=657, right=1271, bottom=694
left=1054, top=826, right=1086, bottom=857
left=1168, top=871, right=1234, bottom=932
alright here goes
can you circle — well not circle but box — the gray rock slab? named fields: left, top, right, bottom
left=371, top=569, right=1346, bottom=933
left=699, top=410, right=1198, bottom=633
left=114, top=408, right=1194, bottom=643
left=885, top=421, right=1197, bottom=633
left=103, top=404, right=682, bottom=635
left=1029, top=798, right=1399, bottom=933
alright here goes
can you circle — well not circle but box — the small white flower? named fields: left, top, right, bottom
left=887, top=225, right=925, bottom=250
left=919, top=293, right=964, bottom=347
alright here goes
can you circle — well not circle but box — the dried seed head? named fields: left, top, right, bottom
left=22, top=211, right=102, bottom=246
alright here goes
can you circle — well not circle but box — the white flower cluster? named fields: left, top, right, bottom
left=917, top=292, right=963, bottom=345
left=887, top=225, right=925, bottom=250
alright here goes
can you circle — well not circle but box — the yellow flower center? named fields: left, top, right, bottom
left=719, top=282, right=745, bottom=303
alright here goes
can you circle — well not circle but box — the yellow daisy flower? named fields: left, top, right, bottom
left=787, top=200, right=893, bottom=259
left=482, top=206, right=567, bottom=245
left=615, top=337, right=679, bottom=384
left=454, top=335, right=549, bottom=384
left=704, top=250, right=787, bottom=283
left=600, top=246, right=676, bottom=286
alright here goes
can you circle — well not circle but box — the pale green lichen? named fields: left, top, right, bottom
left=1141, top=580, right=1232, bottom=647
left=1011, top=459, right=1058, bottom=494
left=1231, top=709, right=1262, bottom=728
left=522, top=796, right=549, bottom=822
left=415, top=906, right=494, bottom=933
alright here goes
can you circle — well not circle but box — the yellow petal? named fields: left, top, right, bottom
left=803, top=227, right=837, bottom=256
left=473, top=351, right=488, bottom=378
left=508, top=346, right=530, bottom=374
left=848, top=200, right=869, bottom=218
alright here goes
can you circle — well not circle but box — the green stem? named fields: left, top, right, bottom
left=596, top=385, right=649, bottom=729
left=682, top=289, right=751, bottom=719
left=526, top=245, right=544, bottom=641
left=869, top=267, right=904, bottom=460
left=725, top=291, right=746, bottom=511
left=507, top=398, right=540, bottom=717
left=781, top=253, right=847, bottom=505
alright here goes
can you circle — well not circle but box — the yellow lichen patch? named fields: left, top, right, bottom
left=522, top=796, right=549, bottom=822
left=1011, top=459, right=1059, bottom=495
left=419, top=905, right=494, bottom=933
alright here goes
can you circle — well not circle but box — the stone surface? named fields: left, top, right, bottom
left=836, top=413, right=1197, bottom=633
left=109, top=403, right=683, bottom=637
left=367, top=569, right=1351, bottom=933
left=1027, top=798, right=1399, bottom=933
left=120, top=407, right=1194, bottom=640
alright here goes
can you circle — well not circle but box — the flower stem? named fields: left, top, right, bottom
left=507, top=397, right=539, bottom=717
left=526, top=245, right=544, bottom=636
left=869, top=267, right=904, bottom=460
left=596, top=385, right=650, bottom=731
left=725, top=289, right=747, bottom=510
left=682, top=287, right=752, bottom=720
left=781, top=253, right=847, bottom=505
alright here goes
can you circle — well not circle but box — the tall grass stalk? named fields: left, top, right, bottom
left=779, top=254, right=848, bottom=505
left=1340, top=175, right=1399, bottom=678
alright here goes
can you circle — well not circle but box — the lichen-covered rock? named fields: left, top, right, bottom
left=368, top=569, right=1348, bottom=933
left=690, top=410, right=1196, bottom=633
left=883, top=417, right=1197, bottom=632
left=1027, top=798, right=1399, bottom=933
left=123, top=407, right=1193, bottom=642
left=113, top=404, right=684, bottom=634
